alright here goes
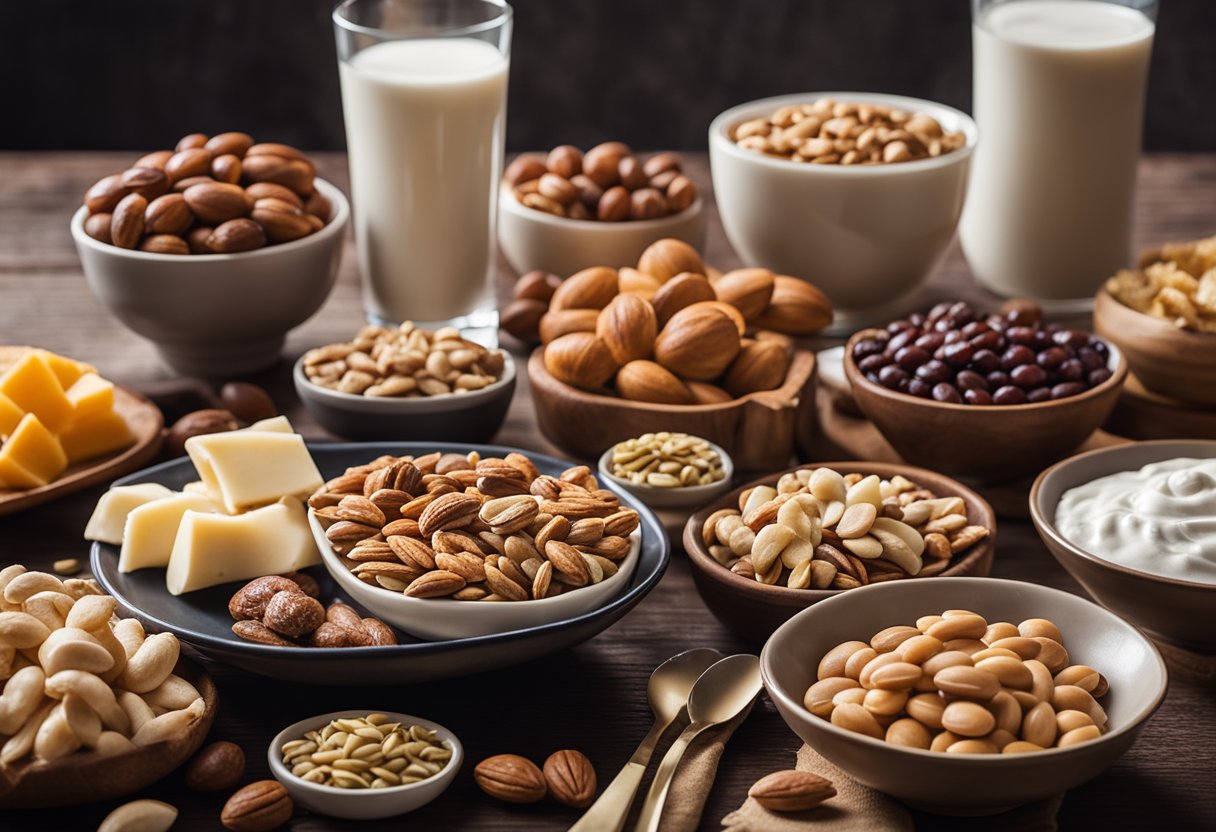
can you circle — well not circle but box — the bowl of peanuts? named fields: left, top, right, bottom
left=761, top=577, right=1167, bottom=814
left=709, top=93, right=976, bottom=330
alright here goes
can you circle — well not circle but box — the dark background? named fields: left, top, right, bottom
left=3, top=0, right=1210, bottom=152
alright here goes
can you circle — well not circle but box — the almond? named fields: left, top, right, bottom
left=84, top=212, right=113, bottom=244
left=618, top=267, right=663, bottom=298
left=139, top=234, right=190, bottom=255
left=121, top=166, right=171, bottom=201
left=539, top=308, right=599, bottom=345
left=211, top=154, right=243, bottom=184
left=404, top=570, right=466, bottom=598
left=250, top=197, right=312, bottom=243
left=596, top=293, right=656, bottom=364
left=723, top=340, right=790, bottom=396
left=544, top=540, right=592, bottom=587
left=206, top=219, right=265, bottom=253
left=504, top=155, right=548, bottom=186
left=687, top=381, right=733, bottom=404
left=241, top=154, right=314, bottom=196
left=205, top=132, right=255, bottom=157
left=693, top=300, right=747, bottom=336
left=583, top=141, right=631, bottom=188
left=164, top=148, right=214, bottom=183
left=615, top=360, right=694, bottom=404
left=84, top=174, right=130, bottom=213
left=474, top=754, right=547, bottom=804
left=714, top=268, right=776, bottom=321
left=184, top=182, right=249, bottom=224
left=748, top=770, right=836, bottom=812
left=244, top=181, right=303, bottom=209
left=550, top=266, right=619, bottom=311
left=543, top=332, right=619, bottom=390
left=246, top=142, right=314, bottom=166
left=543, top=749, right=597, bottom=808
left=501, top=298, right=547, bottom=342
left=144, top=193, right=193, bottom=235
left=110, top=193, right=148, bottom=249
left=417, top=491, right=481, bottom=537
left=177, top=133, right=209, bottom=151
left=753, top=276, right=834, bottom=336
left=654, top=304, right=741, bottom=381
left=133, top=150, right=173, bottom=170
left=651, top=272, right=716, bottom=327
left=220, top=780, right=292, bottom=832
left=637, top=238, right=704, bottom=282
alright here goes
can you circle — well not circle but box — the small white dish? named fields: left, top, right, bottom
left=596, top=439, right=734, bottom=511
left=310, top=510, right=641, bottom=640
left=268, top=710, right=461, bottom=820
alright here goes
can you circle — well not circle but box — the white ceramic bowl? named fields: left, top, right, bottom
left=309, top=510, right=641, bottom=640
left=497, top=184, right=707, bottom=277
left=709, top=93, right=977, bottom=329
left=71, top=178, right=349, bottom=377
left=268, top=710, right=461, bottom=820
left=293, top=351, right=516, bottom=443
left=762, top=577, right=1166, bottom=815
left=596, top=439, right=734, bottom=511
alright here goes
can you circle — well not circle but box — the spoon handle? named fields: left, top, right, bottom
left=570, top=717, right=673, bottom=832
left=632, top=724, right=702, bottom=832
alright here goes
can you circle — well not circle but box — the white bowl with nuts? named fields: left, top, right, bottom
left=709, top=93, right=977, bottom=329
left=597, top=432, right=734, bottom=510
left=268, top=711, right=461, bottom=820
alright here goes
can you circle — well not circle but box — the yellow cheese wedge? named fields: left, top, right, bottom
left=0, top=413, right=67, bottom=488
left=246, top=415, right=293, bottom=433
left=185, top=430, right=322, bottom=514
left=0, top=453, right=41, bottom=489
left=84, top=483, right=176, bottom=544
left=0, top=392, right=23, bottom=438
left=0, top=353, right=73, bottom=432
left=65, top=373, right=115, bottom=421
left=57, top=409, right=134, bottom=464
left=165, top=497, right=320, bottom=594
left=119, top=492, right=221, bottom=573
left=182, top=480, right=210, bottom=497
left=36, top=350, right=96, bottom=389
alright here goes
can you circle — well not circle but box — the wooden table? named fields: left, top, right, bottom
left=1, top=153, right=1214, bottom=831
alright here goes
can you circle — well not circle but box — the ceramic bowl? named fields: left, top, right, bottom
left=268, top=710, right=461, bottom=820
left=709, top=92, right=976, bottom=329
left=71, top=178, right=349, bottom=377
left=293, top=351, right=516, bottom=442
left=497, top=184, right=707, bottom=277
left=596, top=438, right=734, bottom=511
left=1030, top=440, right=1216, bottom=653
left=845, top=330, right=1127, bottom=483
left=1093, top=287, right=1216, bottom=406
left=762, top=577, right=1167, bottom=815
left=684, top=461, right=995, bottom=642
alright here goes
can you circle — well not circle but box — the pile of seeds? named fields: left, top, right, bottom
left=281, top=714, right=452, bottom=789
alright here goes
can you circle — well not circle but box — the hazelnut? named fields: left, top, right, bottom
left=166, top=408, right=240, bottom=458
left=186, top=741, right=246, bottom=792
left=219, top=382, right=278, bottom=424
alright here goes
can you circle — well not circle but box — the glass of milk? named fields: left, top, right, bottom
left=961, top=0, right=1156, bottom=311
left=333, top=0, right=512, bottom=341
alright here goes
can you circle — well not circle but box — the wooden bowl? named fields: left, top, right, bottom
left=0, top=657, right=217, bottom=809
left=844, top=330, right=1127, bottom=483
left=683, top=461, right=996, bottom=642
left=528, top=347, right=816, bottom=471
left=1093, top=287, right=1216, bottom=407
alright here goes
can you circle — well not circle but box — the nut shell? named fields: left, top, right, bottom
left=544, top=332, right=620, bottom=390
left=474, top=754, right=547, bottom=804
left=543, top=749, right=597, bottom=808
left=654, top=304, right=741, bottom=381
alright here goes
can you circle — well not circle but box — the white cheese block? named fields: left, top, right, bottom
left=182, top=480, right=210, bottom=497
left=84, top=483, right=175, bottom=544
left=164, top=497, right=320, bottom=595
left=119, top=492, right=221, bottom=573
left=245, top=415, right=293, bottom=433
left=184, top=430, right=322, bottom=514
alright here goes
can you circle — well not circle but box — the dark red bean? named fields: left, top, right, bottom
left=1007, top=326, right=1037, bottom=345
left=1027, top=387, right=1052, bottom=403
left=972, top=349, right=1001, bottom=374
left=1011, top=363, right=1047, bottom=388
left=887, top=329, right=918, bottom=354
left=968, top=330, right=1003, bottom=351
left=865, top=372, right=881, bottom=384
left=942, top=341, right=973, bottom=367
left=1051, top=382, right=1087, bottom=400
left=1001, top=345, right=1036, bottom=370
left=948, top=302, right=974, bottom=324
left=993, top=385, right=1026, bottom=405
left=943, top=329, right=966, bottom=345
left=964, top=388, right=993, bottom=406
left=932, top=383, right=963, bottom=403
left=1058, top=358, right=1084, bottom=381
left=895, top=345, right=931, bottom=370
left=1088, top=367, right=1113, bottom=386
left=955, top=370, right=988, bottom=391
left=961, top=321, right=990, bottom=339
left=915, top=360, right=951, bottom=384
left=927, top=302, right=953, bottom=321
left=1053, top=330, right=1089, bottom=348
left=1091, top=339, right=1110, bottom=357
left=852, top=337, right=887, bottom=360
left=907, top=379, right=932, bottom=397
left=887, top=319, right=914, bottom=334
left=1077, top=347, right=1104, bottom=371
left=858, top=354, right=891, bottom=374
left=909, top=313, right=926, bottom=327
left=1036, top=347, right=1066, bottom=370
left=878, top=365, right=909, bottom=389
left=915, top=332, right=946, bottom=351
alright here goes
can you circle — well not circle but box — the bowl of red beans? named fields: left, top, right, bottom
left=844, top=301, right=1127, bottom=482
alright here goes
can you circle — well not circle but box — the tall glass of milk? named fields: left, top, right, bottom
left=333, top=0, right=512, bottom=340
left=961, top=0, right=1155, bottom=311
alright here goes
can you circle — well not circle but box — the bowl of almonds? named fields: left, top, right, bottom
left=683, top=462, right=995, bottom=641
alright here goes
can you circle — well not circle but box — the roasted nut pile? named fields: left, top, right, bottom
left=227, top=572, right=397, bottom=648
left=852, top=300, right=1114, bottom=405
left=731, top=98, right=966, bottom=165
left=608, top=432, right=725, bottom=488
left=82, top=131, right=330, bottom=254
left=1107, top=235, right=1216, bottom=332
left=302, top=323, right=506, bottom=397
left=0, top=565, right=205, bottom=765
left=700, top=468, right=989, bottom=590
left=281, top=714, right=452, bottom=789
left=310, top=451, right=640, bottom=602
left=475, top=749, right=597, bottom=808
left=505, top=143, right=697, bottom=221
left=806, top=612, right=1111, bottom=754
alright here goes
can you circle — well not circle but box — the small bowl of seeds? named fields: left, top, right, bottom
left=598, top=432, right=734, bottom=511
left=268, top=711, right=462, bottom=820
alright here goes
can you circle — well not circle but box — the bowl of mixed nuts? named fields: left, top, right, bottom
left=683, top=462, right=995, bottom=641
left=597, top=432, right=734, bottom=510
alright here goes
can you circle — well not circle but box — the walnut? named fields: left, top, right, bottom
left=228, top=576, right=301, bottom=621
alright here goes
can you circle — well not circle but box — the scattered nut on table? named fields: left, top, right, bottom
left=748, top=770, right=836, bottom=812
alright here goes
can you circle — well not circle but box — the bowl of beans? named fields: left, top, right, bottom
left=844, top=301, right=1127, bottom=482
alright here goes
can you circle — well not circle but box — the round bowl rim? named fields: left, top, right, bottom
left=1029, top=439, right=1216, bottom=592
left=498, top=183, right=703, bottom=233
left=596, top=437, right=735, bottom=500
left=1094, top=286, right=1216, bottom=341
left=761, top=576, right=1169, bottom=762
left=70, top=177, right=350, bottom=263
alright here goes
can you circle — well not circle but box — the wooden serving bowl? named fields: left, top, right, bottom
left=1093, top=287, right=1216, bottom=407
left=0, top=657, right=217, bottom=809
left=528, top=347, right=816, bottom=471
left=683, top=461, right=996, bottom=642
left=844, top=330, right=1127, bottom=483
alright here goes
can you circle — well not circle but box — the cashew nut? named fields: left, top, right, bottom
left=44, top=670, right=130, bottom=734
left=37, top=627, right=114, bottom=676
left=3, top=571, right=65, bottom=604
left=63, top=693, right=103, bottom=748
left=61, top=577, right=104, bottom=599
left=0, top=564, right=26, bottom=594
left=91, top=623, right=129, bottom=683
left=64, top=594, right=115, bottom=631
left=141, top=674, right=201, bottom=713
left=117, top=690, right=156, bottom=734
left=0, top=644, right=14, bottom=681
left=0, top=611, right=52, bottom=648
left=23, top=590, right=75, bottom=631
left=112, top=618, right=146, bottom=660
left=116, top=632, right=178, bottom=694
left=0, top=700, right=53, bottom=764
left=34, top=702, right=82, bottom=761
left=97, top=799, right=178, bottom=832
left=95, top=730, right=137, bottom=757
left=132, top=697, right=204, bottom=746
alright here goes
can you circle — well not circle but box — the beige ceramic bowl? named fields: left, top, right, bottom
left=1030, top=440, right=1216, bottom=653
left=71, top=178, right=349, bottom=377
left=496, top=184, right=706, bottom=277
left=762, top=577, right=1167, bottom=815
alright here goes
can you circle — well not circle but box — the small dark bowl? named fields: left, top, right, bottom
left=683, top=460, right=996, bottom=642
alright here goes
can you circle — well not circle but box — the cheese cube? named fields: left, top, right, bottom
left=58, top=409, right=134, bottom=464
left=120, top=492, right=220, bottom=573
left=185, top=431, right=322, bottom=514
left=0, top=392, right=23, bottom=438
left=0, top=413, right=67, bottom=488
left=165, top=497, right=320, bottom=594
left=246, top=415, right=293, bottom=433
left=182, top=480, right=210, bottom=497
left=84, top=483, right=175, bottom=544
left=65, top=373, right=115, bottom=421
left=36, top=350, right=96, bottom=389
left=0, top=353, right=73, bottom=432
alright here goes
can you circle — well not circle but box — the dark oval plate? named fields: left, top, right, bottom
left=91, top=442, right=669, bottom=685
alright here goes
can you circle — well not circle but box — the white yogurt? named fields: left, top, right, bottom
left=1056, top=458, right=1216, bottom=583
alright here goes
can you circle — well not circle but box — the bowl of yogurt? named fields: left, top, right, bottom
left=1030, top=440, right=1216, bottom=653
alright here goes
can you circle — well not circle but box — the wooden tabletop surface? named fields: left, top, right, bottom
left=1, top=153, right=1214, bottom=831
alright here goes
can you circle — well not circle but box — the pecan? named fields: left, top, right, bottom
left=361, top=617, right=398, bottom=645
left=228, top=576, right=300, bottom=621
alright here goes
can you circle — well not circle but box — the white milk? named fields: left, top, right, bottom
left=339, top=38, right=508, bottom=324
left=960, top=0, right=1154, bottom=305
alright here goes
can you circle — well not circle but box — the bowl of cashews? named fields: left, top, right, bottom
left=0, top=564, right=217, bottom=809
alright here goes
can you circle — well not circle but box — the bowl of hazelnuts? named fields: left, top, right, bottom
left=497, top=142, right=707, bottom=278
left=69, top=131, right=350, bottom=377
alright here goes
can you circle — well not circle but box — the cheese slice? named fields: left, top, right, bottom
left=36, top=350, right=96, bottom=389
left=65, top=373, right=115, bottom=421
left=165, top=497, right=320, bottom=594
left=182, top=480, right=210, bottom=497
left=185, top=430, right=322, bottom=514
left=58, top=409, right=134, bottom=464
left=246, top=415, right=293, bottom=433
left=0, top=413, right=67, bottom=488
left=119, top=492, right=221, bottom=573
left=0, top=353, right=73, bottom=432
left=0, top=392, right=23, bottom=438
left=84, top=482, right=175, bottom=544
